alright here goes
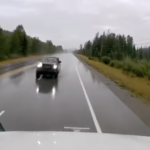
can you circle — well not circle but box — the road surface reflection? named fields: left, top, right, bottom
left=36, top=76, right=58, bottom=96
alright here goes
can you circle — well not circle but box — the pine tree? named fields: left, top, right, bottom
left=22, top=32, right=28, bottom=56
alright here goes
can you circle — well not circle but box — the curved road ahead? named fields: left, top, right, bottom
left=0, top=53, right=150, bottom=136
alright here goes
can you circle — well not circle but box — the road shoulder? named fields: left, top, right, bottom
left=76, top=55, right=150, bottom=129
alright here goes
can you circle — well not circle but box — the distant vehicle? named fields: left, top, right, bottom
left=36, top=56, right=61, bottom=79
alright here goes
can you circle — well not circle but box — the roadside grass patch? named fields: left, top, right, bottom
left=109, top=57, right=150, bottom=79
left=101, top=56, right=111, bottom=64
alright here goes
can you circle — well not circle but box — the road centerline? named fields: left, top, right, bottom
left=74, top=64, right=102, bottom=133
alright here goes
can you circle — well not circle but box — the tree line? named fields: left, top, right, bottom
left=76, top=30, right=150, bottom=60
left=0, top=25, right=63, bottom=61
left=75, top=30, right=150, bottom=78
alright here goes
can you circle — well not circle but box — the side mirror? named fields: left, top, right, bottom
left=59, top=61, right=61, bottom=63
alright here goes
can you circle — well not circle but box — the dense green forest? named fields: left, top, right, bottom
left=76, top=30, right=150, bottom=79
left=77, top=30, right=150, bottom=60
left=0, top=25, right=63, bottom=61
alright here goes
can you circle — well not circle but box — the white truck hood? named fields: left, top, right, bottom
left=0, top=132, right=150, bottom=150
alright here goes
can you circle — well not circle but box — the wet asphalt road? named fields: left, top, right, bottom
left=0, top=53, right=150, bottom=136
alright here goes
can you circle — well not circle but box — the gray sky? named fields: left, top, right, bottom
left=0, top=0, right=150, bottom=49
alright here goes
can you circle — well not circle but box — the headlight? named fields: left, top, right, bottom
left=37, top=62, right=42, bottom=68
left=53, top=64, right=57, bottom=69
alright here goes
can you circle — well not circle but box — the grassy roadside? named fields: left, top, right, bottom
left=77, top=54, right=150, bottom=103
left=0, top=55, right=43, bottom=66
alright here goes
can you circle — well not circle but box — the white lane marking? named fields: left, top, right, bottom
left=64, top=127, right=90, bottom=130
left=74, top=64, right=102, bottom=133
left=64, top=126, right=90, bottom=132
left=0, top=110, right=5, bottom=116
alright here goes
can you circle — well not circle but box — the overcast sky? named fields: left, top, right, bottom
left=0, top=0, right=150, bottom=49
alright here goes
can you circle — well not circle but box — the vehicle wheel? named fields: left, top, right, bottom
left=54, top=73, right=58, bottom=79
left=36, top=73, right=40, bottom=79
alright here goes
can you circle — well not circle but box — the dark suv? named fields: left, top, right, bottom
left=36, top=56, right=61, bottom=79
